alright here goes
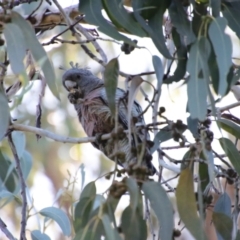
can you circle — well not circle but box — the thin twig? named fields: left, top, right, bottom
left=8, top=133, right=27, bottom=240
left=0, top=218, right=15, bottom=240
left=220, top=101, right=240, bottom=112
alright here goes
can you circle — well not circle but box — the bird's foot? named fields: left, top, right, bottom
left=68, top=89, right=82, bottom=104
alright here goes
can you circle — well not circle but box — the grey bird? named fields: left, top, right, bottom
left=62, top=68, right=156, bottom=175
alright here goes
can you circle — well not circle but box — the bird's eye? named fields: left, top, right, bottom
left=76, top=75, right=81, bottom=79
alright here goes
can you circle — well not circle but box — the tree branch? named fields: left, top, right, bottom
left=8, top=133, right=27, bottom=240
left=0, top=218, right=15, bottom=240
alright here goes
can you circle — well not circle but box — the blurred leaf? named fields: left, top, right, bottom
left=125, top=177, right=139, bottom=212
left=169, top=1, right=196, bottom=45
left=176, top=168, right=207, bottom=240
left=187, top=40, right=208, bottom=121
left=0, top=190, right=14, bottom=200
left=11, top=11, right=59, bottom=99
left=74, top=223, right=103, bottom=240
left=79, top=0, right=132, bottom=44
left=39, top=207, right=71, bottom=236
left=74, top=182, right=96, bottom=230
left=150, top=125, right=172, bottom=154
left=208, top=42, right=219, bottom=94
left=219, top=138, right=240, bottom=176
left=222, top=3, right=240, bottom=39
left=208, top=17, right=232, bottom=95
left=104, top=58, right=119, bottom=116
left=20, top=151, right=33, bottom=180
left=187, top=116, right=199, bottom=138
left=217, top=118, right=240, bottom=139
left=101, top=214, right=121, bottom=240
left=121, top=206, right=147, bottom=240
left=214, top=192, right=231, bottom=217
left=3, top=23, right=26, bottom=74
left=152, top=55, right=163, bottom=86
left=212, top=212, right=233, bottom=240
left=31, top=230, right=51, bottom=240
left=165, top=28, right=187, bottom=83
left=11, top=131, right=26, bottom=159
left=0, top=151, right=18, bottom=192
left=79, top=164, right=85, bottom=191
left=92, top=194, right=105, bottom=211
left=210, top=0, right=220, bottom=17
left=102, top=0, right=146, bottom=37
left=142, top=181, right=173, bottom=240
left=132, top=0, right=172, bottom=58
left=0, top=90, right=9, bottom=141
left=199, top=152, right=209, bottom=194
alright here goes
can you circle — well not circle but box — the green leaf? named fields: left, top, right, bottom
left=102, top=0, right=147, bottom=37
left=11, top=131, right=26, bottom=159
left=74, top=182, right=96, bottom=230
left=0, top=90, right=9, bottom=141
left=169, top=1, right=196, bottom=45
left=142, top=181, right=173, bottom=240
left=212, top=212, right=233, bottom=240
left=104, top=58, right=119, bottom=116
left=222, top=3, right=240, bottom=39
left=187, top=116, right=199, bottom=138
left=3, top=23, right=26, bottom=74
left=176, top=168, right=207, bottom=240
left=79, top=0, right=133, bottom=44
left=31, top=230, right=51, bottom=240
left=150, top=125, right=173, bottom=154
left=132, top=0, right=172, bottom=58
left=101, top=214, right=121, bottom=240
left=218, top=118, right=240, bottom=139
left=11, top=11, right=59, bottom=99
left=20, top=151, right=33, bottom=180
left=187, top=40, right=208, bottom=121
left=0, top=151, right=18, bottom=192
left=165, top=28, right=187, bottom=83
left=219, top=137, right=240, bottom=176
left=210, top=0, right=221, bottom=17
left=198, top=152, right=210, bottom=194
left=40, top=207, right=71, bottom=236
left=208, top=17, right=232, bottom=95
left=125, top=177, right=139, bottom=212
left=152, top=55, right=163, bottom=87
left=214, top=193, right=231, bottom=217
left=121, top=206, right=147, bottom=240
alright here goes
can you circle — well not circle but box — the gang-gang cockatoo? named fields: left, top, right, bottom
left=62, top=67, right=156, bottom=175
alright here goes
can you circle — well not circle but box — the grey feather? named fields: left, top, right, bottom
left=62, top=68, right=156, bottom=175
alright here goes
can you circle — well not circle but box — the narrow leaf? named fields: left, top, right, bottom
left=169, top=1, right=196, bottom=45
left=102, top=0, right=146, bottom=37
left=218, top=118, right=240, bottom=139
left=0, top=91, right=9, bottom=141
left=104, top=58, right=119, bottom=116
left=142, top=181, right=173, bottom=240
left=39, top=207, right=71, bottom=236
left=187, top=40, right=208, bottom=121
left=31, top=230, right=51, bottom=240
left=125, top=177, right=139, bottom=212
left=214, top=192, right=231, bottom=217
left=176, top=168, right=206, bottom=240
left=208, top=17, right=232, bottom=95
left=132, top=0, right=172, bottom=58
left=11, top=131, right=26, bottom=159
left=11, top=12, right=59, bottom=99
left=212, top=212, right=233, bottom=240
left=79, top=0, right=133, bottom=44
left=101, top=214, right=121, bottom=240
left=219, top=137, right=240, bottom=176
left=3, top=23, right=25, bottom=74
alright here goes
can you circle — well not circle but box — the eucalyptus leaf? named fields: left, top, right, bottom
left=104, top=58, right=119, bottom=116
left=101, top=214, right=121, bottom=240
left=31, top=230, right=51, bottom=240
left=142, top=181, right=173, bottom=240
left=0, top=90, right=10, bottom=141
left=40, top=207, right=71, bottom=236
left=11, top=131, right=26, bottom=159
left=208, top=17, right=232, bottom=96
left=125, top=177, right=139, bottom=212
left=218, top=118, right=240, bottom=139
left=176, top=168, right=207, bottom=240
left=219, top=137, right=240, bottom=176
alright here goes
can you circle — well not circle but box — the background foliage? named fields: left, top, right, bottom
left=1, top=0, right=240, bottom=240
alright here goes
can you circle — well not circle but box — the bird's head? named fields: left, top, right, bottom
left=62, top=68, right=103, bottom=95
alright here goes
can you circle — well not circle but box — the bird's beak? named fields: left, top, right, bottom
left=64, top=80, right=78, bottom=91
